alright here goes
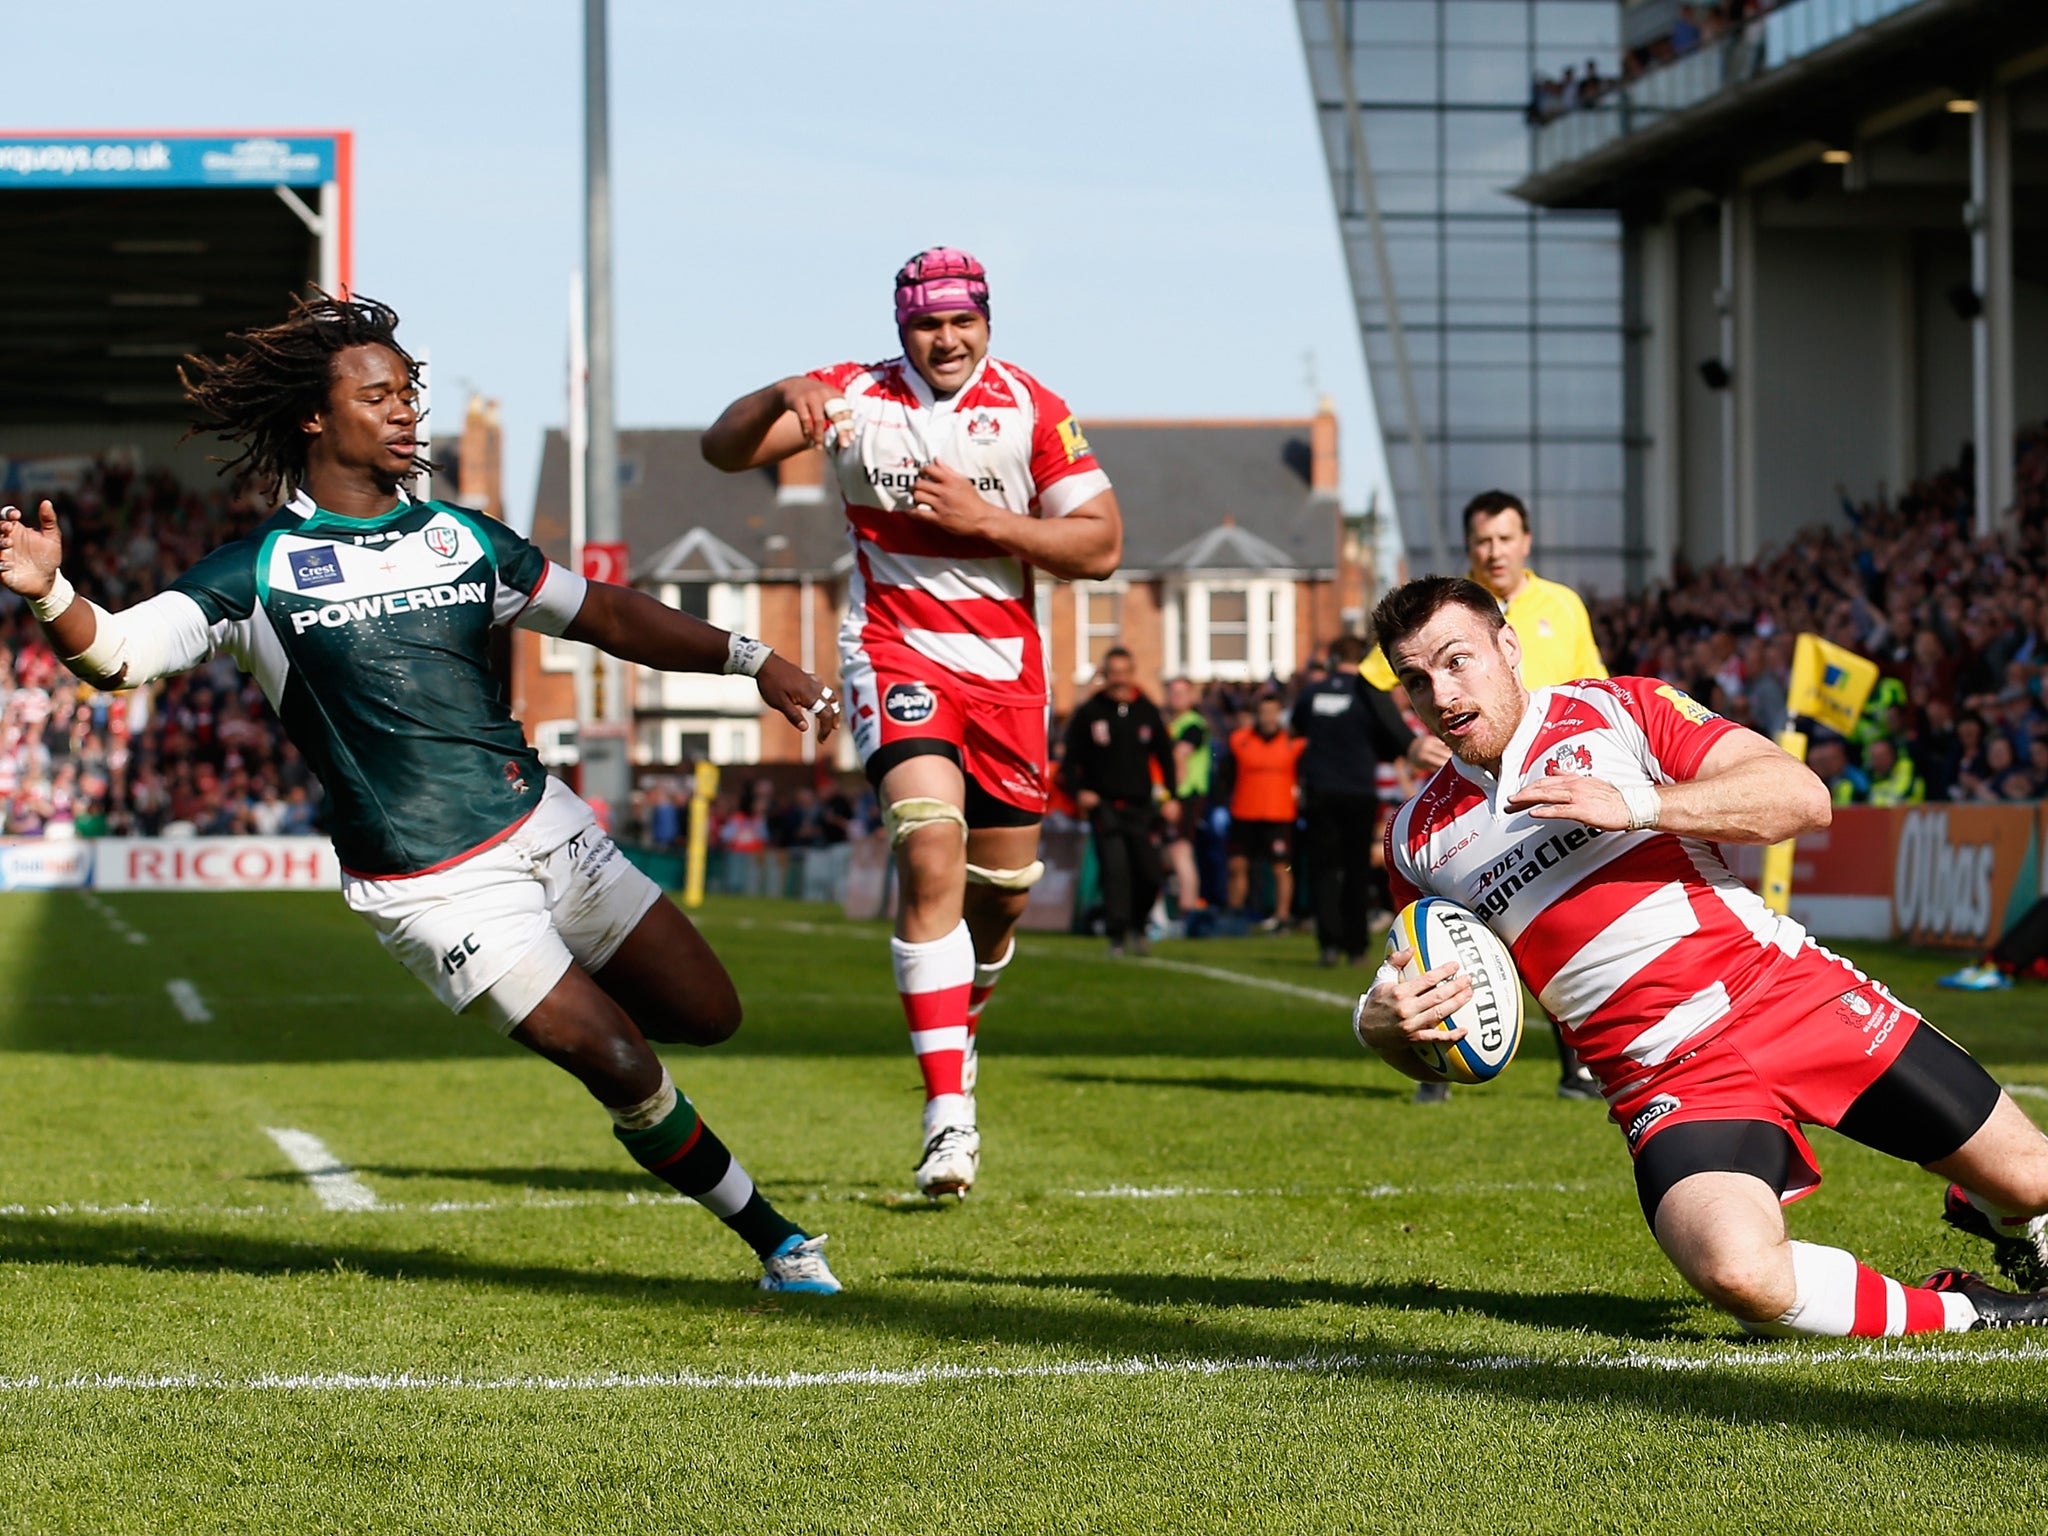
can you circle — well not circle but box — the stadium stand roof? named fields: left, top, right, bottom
left=0, top=132, right=349, bottom=431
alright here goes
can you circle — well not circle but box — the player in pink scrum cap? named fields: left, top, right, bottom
left=705, top=249, right=1125, bottom=1199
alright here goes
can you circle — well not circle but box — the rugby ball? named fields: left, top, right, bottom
left=1387, top=896, right=1524, bottom=1084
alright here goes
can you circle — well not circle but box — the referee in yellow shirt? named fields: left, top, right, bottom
left=1364, top=489, right=1608, bottom=1102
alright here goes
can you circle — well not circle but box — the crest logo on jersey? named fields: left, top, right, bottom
left=966, top=410, right=1001, bottom=441
left=884, top=682, right=937, bottom=725
left=425, top=525, right=462, bottom=559
left=1656, top=683, right=1719, bottom=726
left=1542, top=743, right=1593, bottom=777
left=1055, top=416, right=1090, bottom=463
left=288, top=544, right=343, bottom=590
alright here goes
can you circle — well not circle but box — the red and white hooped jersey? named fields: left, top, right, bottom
left=1386, top=677, right=1853, bottom=1095
left=808, top=354, right=1111, bottom=707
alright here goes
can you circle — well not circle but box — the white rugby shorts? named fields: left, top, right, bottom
left=343, top=778, right=663, bottom=1033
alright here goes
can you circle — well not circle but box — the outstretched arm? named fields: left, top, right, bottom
left=0, top=501, right=213, bottom=689
left=562, top=580, right=840, bottom=743
left=701, top=377, right=846, bottom=471
left=1505, top=729, right=1829, bottom=845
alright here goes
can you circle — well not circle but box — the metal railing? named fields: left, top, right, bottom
left=1531, top=0, right=1931, bottom=177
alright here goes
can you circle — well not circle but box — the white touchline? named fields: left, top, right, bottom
left=0, top=1340, right=2045, bottom=1394
left=165, top=980, right=211, bottom=1024
left=261, top=1128, right=380, bottom=1213
left=2006, top=1084, right=2048, bottom=1101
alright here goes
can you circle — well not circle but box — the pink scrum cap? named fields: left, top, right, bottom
left=893, top=247, right=990, bottom=327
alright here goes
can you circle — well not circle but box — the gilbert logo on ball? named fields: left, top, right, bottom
left=1388, top=896, right=1524, bottom=1084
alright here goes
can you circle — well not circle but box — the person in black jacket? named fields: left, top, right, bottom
left=1062, top=648, right=1177, bottom=954
left=1291, top=634, right=1441, bottom=967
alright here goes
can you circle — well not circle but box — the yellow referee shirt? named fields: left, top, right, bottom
left=1362, top=570, right=1606, bottom=692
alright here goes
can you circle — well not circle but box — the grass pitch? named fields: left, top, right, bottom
left=0, top=890, right=2045, bottom=1533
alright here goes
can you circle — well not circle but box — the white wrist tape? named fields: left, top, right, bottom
left=28, top=571, right=75, bottom=624
left=1621, top=783, right=1662, bottom=832
left=724, top=633, right=770, bottom=677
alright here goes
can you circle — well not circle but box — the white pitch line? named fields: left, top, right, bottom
left=165, top=979, right=211, bottom=1024
left=1, top=1340, right=2046, bottom=1394
left=2007, top=1084, right=2048, bottom=1101
left=261, top=1128, right=380, bottom=1213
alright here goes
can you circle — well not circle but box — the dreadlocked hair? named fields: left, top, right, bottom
left=178, top=291, right=434, bottom=498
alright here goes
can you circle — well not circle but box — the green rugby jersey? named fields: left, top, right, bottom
left=138, top=490, right=587, bottom=876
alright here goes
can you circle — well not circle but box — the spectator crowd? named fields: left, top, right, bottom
left=1530, top=1, right=1784, bottom=125
left=0, top=461, right=322, bottom=839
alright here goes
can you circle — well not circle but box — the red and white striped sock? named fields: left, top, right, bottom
left=892, top=922, right=974, bottom=1135
left=966, top=938, right=1015, bottom=1040
left=1954, top=1183, right=2047, bottom=1240
left=1761, top=1241, right=1976, bottom=1336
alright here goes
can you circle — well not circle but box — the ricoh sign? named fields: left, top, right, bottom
left=96, top=838, right=338, bottom=892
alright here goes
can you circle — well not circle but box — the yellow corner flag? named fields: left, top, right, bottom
left=1759, top=634, right=1879, bottom=914
left=1786, top=633, right=1881, bottom=738
left=683, top=760, right=720, bottom=909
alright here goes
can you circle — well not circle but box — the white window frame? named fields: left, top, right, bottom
left=1072, top=578, right=1128, bottom=684
left=658, top=580, right=758, bottom=637
left=540, top=634, right=584, bottom=674
left=647, top=716, right=762, bottom=767
left=1170, top=578, right=1296, bottom=682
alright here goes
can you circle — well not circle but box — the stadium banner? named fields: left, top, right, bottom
left=0, top=838, right=93, bottom=891
left=93, top=838, right=339, bottom=892
left=0, top=134, right=338, bottom=188
left=1892, top=804, right=2039, bottom=950
left=1723, top=805, right=2040, bottom=946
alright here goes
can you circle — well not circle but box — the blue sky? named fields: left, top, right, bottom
left=7, top=1, right=1387, bottom=534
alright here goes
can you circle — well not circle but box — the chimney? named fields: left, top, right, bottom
left=1310, top=395, right=1339, bottom=494
left=458, top=394, right=504, bottom=520
left=777, top=446, right=826, bottom=505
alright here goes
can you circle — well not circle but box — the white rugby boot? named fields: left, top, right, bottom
left=915, top=1123, right=981, bottom=1199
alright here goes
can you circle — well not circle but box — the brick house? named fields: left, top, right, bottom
left=511, top=401, right=1370, bottom=774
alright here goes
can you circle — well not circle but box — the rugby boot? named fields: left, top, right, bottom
left=1923, top=1268, right=2048, bottom=1329
left=914, top=1123, right=980, bottom=1198
left=1942, top=1184, right=2048, bottom=1290
left=1411, top=1080, right=1451, bottom=1105
left=760, top=1233, right=842, bottom=1295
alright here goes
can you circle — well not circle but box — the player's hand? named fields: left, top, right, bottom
left=774, top=377, right=853, bottom=450
left=1408, top=735, right=1451, bottom=770
left=1076, top=789, right=1101, bottom=813
left=756, top=654, right=840, bottom=743
left=904, top=461, right=993, bottom=537
left=0, top=502, right=64, bottom=600
left=1352, top=945, right=1471, bottom=1052
left=1160, top=796, right=1181, bottom=826
left=1505, top=773, right=1630, bottom=830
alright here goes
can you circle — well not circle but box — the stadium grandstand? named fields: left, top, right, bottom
left=0, top=131, right=360, bottom=846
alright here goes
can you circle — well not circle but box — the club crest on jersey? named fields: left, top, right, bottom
left=884, top=683, right=937, bottom=725
left=425, top=525, right=462, bottom=559
left=965, top=410, right=1001, bottom=441
left=288, top=545, right=343, bottom=590
left=1543, top=743, right=1593, bottom=777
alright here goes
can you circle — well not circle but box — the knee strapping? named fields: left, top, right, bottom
left=966, top=860, right=1045, bottom=891
left=885, top=797, right=967, bottom=849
